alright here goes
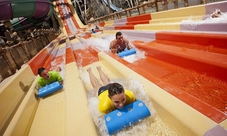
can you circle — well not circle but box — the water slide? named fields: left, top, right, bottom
left=102, top=0, right=121, bottom=12
left=0, top=0, right=53, bottom=30
left=1, top=0, right=227, bottom=136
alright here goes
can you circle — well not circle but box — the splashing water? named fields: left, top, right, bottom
left=80, top=70, right=178, bottom=136
left=121, top=49, right=146, bottom=63
left=86, top=37, right=112, bottom=51
left=181, top=10, right=227, bottom=28
left=76, top=53, right=83, bottom=68
left=50, top=55, right=66, bottom=79
left=81, top=35, right=146, bottom=63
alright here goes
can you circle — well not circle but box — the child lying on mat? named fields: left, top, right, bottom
left=37, top=67, right=63, bottom=88
left=110, top=32, right=133, bottom=54
left=87, top=66, right=136, bottom=114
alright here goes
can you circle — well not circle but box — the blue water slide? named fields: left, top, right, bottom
left=101, top=0, right=121, bottom=11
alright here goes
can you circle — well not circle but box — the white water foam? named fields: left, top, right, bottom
left=87, top=78, right=155, bottom=136
left=181, top=10, right=227, bottom=25
left=79, top=70, right=178, bottom=136
left=80, top=35, right=146, bottom=63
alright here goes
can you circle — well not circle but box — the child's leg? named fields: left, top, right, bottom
left=97, top=66, right=110, bottom=85
left=87, top=67, right=101, bottom=97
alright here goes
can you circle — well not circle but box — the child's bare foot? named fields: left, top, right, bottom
left=87, top=67, right=92, bottom=72
left=211, top=10, right=222, bottom=18
left=96, top=66, right=101, bottom=71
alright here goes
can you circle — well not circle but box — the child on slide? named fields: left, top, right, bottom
left=87, top=66, right=135, bottom=114
left=109, top=32, right=133, bottom=54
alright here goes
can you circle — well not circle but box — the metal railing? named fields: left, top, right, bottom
left=87, top=0, right=224, bottom=24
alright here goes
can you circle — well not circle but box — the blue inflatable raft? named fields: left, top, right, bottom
left=118, top=48, right=136, bottom=58
left=38, top=81, right=63, bottom=98
left=104, top=100, right=151, bottom=135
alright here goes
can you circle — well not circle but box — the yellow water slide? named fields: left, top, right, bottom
left=1, top=0, right=227, bottom=136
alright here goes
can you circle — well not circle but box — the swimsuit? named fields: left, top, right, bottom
left=98, top=84, right=111, bottom=96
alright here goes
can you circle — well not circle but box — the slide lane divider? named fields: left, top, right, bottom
left=65, top=41, right=76, bottom=64
left=63, top=39, right=98, bottom=135
left=156, top=31, right=227, bottom=49
left=113, top=13, right=151, bottom=30
left=126, top=13, right=152, bottom=22
left=115, top=25, right=135, bottom=30
left=98, top=52, right=223, bottom=136
left=128, top=30, right=227, bottom=123
left=104, top=48, right=227, bottom=123
left=133, top=40, right=227, bottom=81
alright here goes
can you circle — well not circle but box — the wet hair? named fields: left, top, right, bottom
left=115, top=31, right=122, bottom=39
left=37, top=67, right=45, bottom=75
left=108, top=83, right=124, bottom=97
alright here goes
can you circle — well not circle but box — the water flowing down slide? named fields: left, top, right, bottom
left=1, top=0, right=227, bottom=136
left=58, top=0, right=78, bottom=34
left=0, top=0, right=53, bottom=30
left=57, top=0, right=227, bottom=135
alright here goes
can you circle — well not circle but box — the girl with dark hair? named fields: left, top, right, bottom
left=87, top=66, right=135, bottom=114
